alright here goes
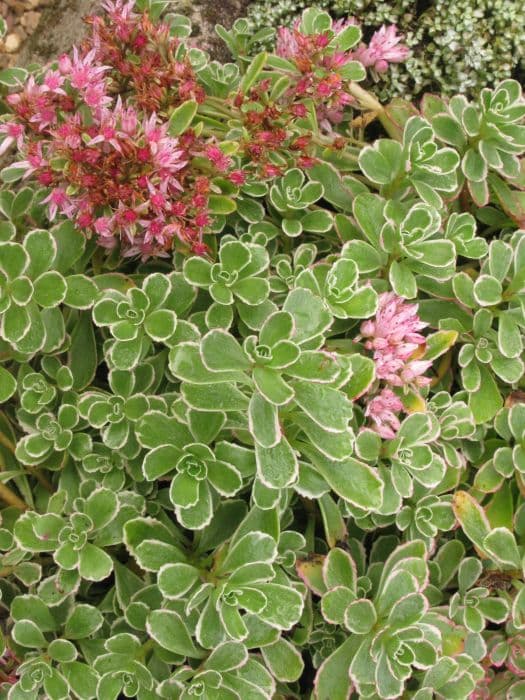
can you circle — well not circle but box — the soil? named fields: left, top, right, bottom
left=0, top=0, right=251, bottom=69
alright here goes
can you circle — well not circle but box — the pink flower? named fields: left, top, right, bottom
left=42, top=70, right=67, bottom=95
left=68, top=48, right=109, bottom=91
left=0, top=122, right=25, bottom=155
left=276, top=25, right=300, bottom=60
left=353, top=25, right=409, bottom=73
left=359, top=293, right=431, bottom=437
left=115, top=97, right=139, bottom=135
left=206, top=145, right=231, bottom=172
left=84, top=82, right=111, bottom=111
left=42, top=188, right=75, bottom=220
left=58, top=53, right=72, bottom=74
left=365, top=388, right=404, bottom=439
left=94, top=216, right=114, bottom=239
left=101, top=0, right=137, bottom=40
left=142, top=113, right=164, bottom=150
left=229, top=169, right=246, bottom=186
left=153, top=138, right=187, bottom=176
left=360, top=292, right=427, bottom=352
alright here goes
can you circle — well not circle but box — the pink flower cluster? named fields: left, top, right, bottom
left=360, top=293, right=431, bottom=438
left=353, top=25, right=410, bottom=74
left=276, top=20, right=408, bottom=123
left=0, top=0, right=215, bottom=257
left=275, top=20, right=357, bottom=126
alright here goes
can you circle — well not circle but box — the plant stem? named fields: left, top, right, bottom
left=348, top=82, right=400, bottom=141
left=0, top=482, right=28, bottom=510
left=0, top=431, right=15, bottom=453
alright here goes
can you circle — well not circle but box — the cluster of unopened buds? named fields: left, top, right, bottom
left=359, top=292, right=431, bottom=438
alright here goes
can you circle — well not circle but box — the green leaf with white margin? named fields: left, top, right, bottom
left=334, top=22, right=361, bottom=50
left=323, top=547, right=357, bottom=591
left=0, top=366, right=16, bottom=402
left=498, top=313, right=522, bottom=359
left=305, top=448, right=383, bottom=510
left=283, top=287, right=332, bottom=344
left=469, top=362, right=502, bottom=424
left=389, top=260, right=417, bottom=299
left=293, top=380, right=352, bottom=432
left=483, top=527, right=522, bottom=569
left=253, top=366, right=294, bottom=406
left=32, top=271, right=67, bottom=308
left=314, top=636, right=360, bottom=700
left=84, top=488, right=118, bottom=530
left=64, top=275, right=98, bottom=309
left=174, top=481, right=214, bottom=530
left=262, top=638, right=304, bottom=682
left=285, top=350, right=341, bottom=383
left=204, top=641, right=248, bottom=673
left=169, top=342, right=247, bottom=384
left=344, top=599, right=377, bottom=634
left=158, top=563, right=200, bottom=599
left=240, top=52, right=267, bottom=92
left=256, top=437, right=298, bottom=488
left=168, top=99, right=198, bottom=136
left=144, top=309, right=177, bottom=341
left=251, top=582, right=304, bottom=629
left=452, top=491, right=490, bottom=552
left=147, top=609, right=205, bottom=658
left=249, top=392, right=281, bottom=448
left=78, top=543, right=113, bottom=581
left=358, top=139, right=401, bottom=185
left=201, top=329, right=251, bottom=372
left=12, top=619, right=47, bottom=648
left=181, top=382, right=249, bottom=412
left=64, top=604, right=104, bottom=640
left=220, top=532, right=277, bottom=572
left=512, top=586, right=525, bottom=629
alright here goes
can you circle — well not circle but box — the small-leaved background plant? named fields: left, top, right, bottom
left=0, top=1, right=524, bottom=698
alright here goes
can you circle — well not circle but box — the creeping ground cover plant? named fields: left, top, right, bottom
left=0, top=1, right=525, bottom=698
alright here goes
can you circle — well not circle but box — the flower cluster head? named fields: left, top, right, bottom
left=275, top=18, right=356, bottom=124
left=360, top=292, right=431, bottom=437
left=365, top=387, right=404, bottom=439
left=0, top=0, right=211, bottom=257
left=353, top=25, right=410, bottom=74
left=275, top=17, right=408, bottom=128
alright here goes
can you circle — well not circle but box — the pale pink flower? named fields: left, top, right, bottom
left=84, top=82, right=111, bottom=111
left=142, top=113, right=164, bottom=151
left=359, top=293, right=431, bottom=437
left=276, top=25, right=300, bottom=59
left=42, top=188, right=75, bottom=220
left=153, top=138, right=187, bottom=176
left=54, top=116, right=82, bottom=150
left=68, top=48, right=109, bottom=90
left=400, top=360, right=433, bottom=387
left=331, top=18, right=359, bottom=33
left=360, top=292, right=427, bottom=351
left=42, top=70, right=67, bottom=95
left=353, top=25, right=409, bottom=73
left=94, top=216, right=114, bottom=239
left=0, top=122, right=25, bottom=155
left=100, top=0, right=137, bottom=40
left=115, top=97, right=139, bottom=135
left=58, top=53, right=72, bottom=75
left=365, top=388, right=404, bottom=439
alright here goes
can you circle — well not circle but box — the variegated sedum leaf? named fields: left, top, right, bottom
left=0, top=4, right=524, bottom=700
